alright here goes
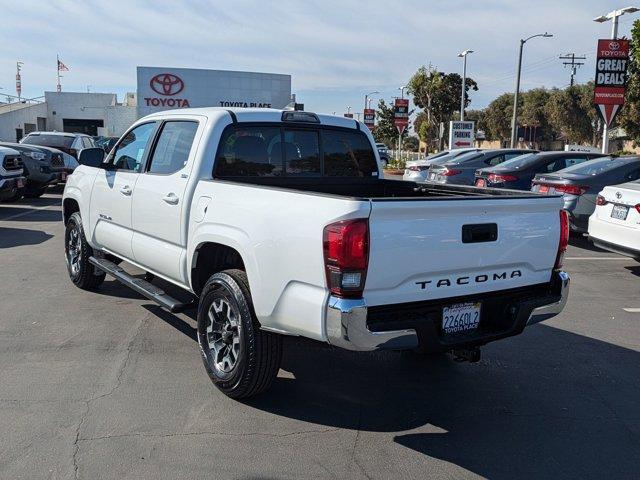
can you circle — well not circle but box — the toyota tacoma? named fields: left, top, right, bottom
left=62, top=108, right=570, bottom=398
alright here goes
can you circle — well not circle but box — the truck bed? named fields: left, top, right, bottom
left=215, top=177, right=547, bottom=200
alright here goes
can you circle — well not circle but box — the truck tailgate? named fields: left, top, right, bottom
left=365, top=195, right=563, bottom=306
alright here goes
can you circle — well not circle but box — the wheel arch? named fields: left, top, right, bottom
left=190, top=241, right=249, bottom=296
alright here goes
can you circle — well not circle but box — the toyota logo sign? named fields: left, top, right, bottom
left=609, top=41, right=620, bottom=51
left=150, top=73, right=184, bottom=96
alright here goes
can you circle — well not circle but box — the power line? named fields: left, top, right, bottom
left=559, top=53, right=586, bottom=86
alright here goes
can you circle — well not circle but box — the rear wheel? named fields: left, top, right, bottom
left=65, top=212, right=105, bottom=290
left=197, top=269, right=282, bottom=399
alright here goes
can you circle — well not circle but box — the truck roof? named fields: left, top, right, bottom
left=142, top=107, right=361, bottom=130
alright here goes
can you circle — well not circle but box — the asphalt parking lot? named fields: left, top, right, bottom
left=1, top=189, right=639, bottom=480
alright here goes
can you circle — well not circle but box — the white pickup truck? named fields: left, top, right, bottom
left=62, top=108, right=570, bottom=398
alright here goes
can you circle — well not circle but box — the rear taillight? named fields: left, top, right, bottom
left=407, top=166, right=429, bottom=171
left=442, top=168, right=462, bottom=176
left=635, top=204, right=640, bottom=214
left=596, top=195, right=608, bottom=206
left=323, top=219, right=369, bottom=298
left=488, top=173, right=518, bottom=183
left=555, top=210, right=569, bottom=270
left=555, top=185, right=588, bottom=196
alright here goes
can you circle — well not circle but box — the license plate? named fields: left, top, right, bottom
left=428, top=172, right=436, bottom=180
left=539, top=185, right=549, bottom=194
left=442, top=302, right=481, bottom=335
left=61, top=172, right=67, bottom=181
left=17, top=179, right=24, bottom=188
left=611, top=204, right=629, bottom=220
left=475, top=179, right=486, bottom=187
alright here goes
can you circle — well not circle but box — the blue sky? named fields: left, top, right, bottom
left=0, top=0, right=636, bottom=117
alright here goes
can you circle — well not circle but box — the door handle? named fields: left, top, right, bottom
left=120, top=185, right=132, bottom=196
left=162, top=192, right=179, bottom=205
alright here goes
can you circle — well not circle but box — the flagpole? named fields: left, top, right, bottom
left=56, top=54, right=61, bottom=92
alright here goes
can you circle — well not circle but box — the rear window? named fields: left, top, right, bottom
left=21, top=134, right=74, bottom=148
left=214, top=125, right=377, bottom=178
left=560, top=157, right=635, bottom=176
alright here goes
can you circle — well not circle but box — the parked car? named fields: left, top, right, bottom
left=0, top=142, right=67, bottom=198
left=475, top=151, right=607, bottom=191
left=62, top=108, right=569, bottom=399
left=588, top=180, right=640, bottom=260
left=0, top=146, right=26, bottom=202
left=531, top=156, right=640, bottom=233
left=20, top=131, right=97, bottom=173
left=428, top=149, right=535, bottom=186
left=375, top=143, right=389, bottom=168
left=403, top=148, right=481, bottom=182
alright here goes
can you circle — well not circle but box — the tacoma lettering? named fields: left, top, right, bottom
left=415, top=270, right=522, bottom=290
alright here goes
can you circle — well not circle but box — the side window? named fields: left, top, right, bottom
left=323, top=130, right=378, bottom=177
left=563, top=155, right=587, bottom=168
left=504, top=152, right=523, bottom=161
left=111, top=122, right=157, bottom=172
left=284, top=129, right=320, bottom=176
left=545, top=159, right=562, bottom=172
left=82, top=137, right=93, bottom=149
left=485, top=154, right=505, bottom=166
left=214, top=126, right=282, bottom=177
left=147, top=121, right=198, bottom=175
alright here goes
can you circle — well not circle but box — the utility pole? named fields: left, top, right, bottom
left=458, top=50, right=473, bottom=121
left=559, top=53, right=586, bottom=86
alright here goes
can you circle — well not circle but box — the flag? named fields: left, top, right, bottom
left=58, top=59, right=69, bottom=72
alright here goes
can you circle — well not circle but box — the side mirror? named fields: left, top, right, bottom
left=78, top=147, right=106, bottom=168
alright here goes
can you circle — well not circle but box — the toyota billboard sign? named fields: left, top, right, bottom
left=137, top=66, right=292, bottom=117
left=594, top=39, right=630, bottom=126
left=393, top=99, right=409, bottom=134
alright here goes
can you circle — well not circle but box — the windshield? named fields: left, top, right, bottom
left=560, top=157, right=634, bottom=176
left=22, top=134, right=74, bottom=148
left=493, top=153, right=539, bottom=170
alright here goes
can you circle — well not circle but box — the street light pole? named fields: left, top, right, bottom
left=397, top=86, right=407, bottom=158
left=364, top=90, right=379, bottom=111
left=594, top=6, right=639, bottom=153
left=510, top=33, right=552, bottom=148
left=458, top=50, right=473, bottom=121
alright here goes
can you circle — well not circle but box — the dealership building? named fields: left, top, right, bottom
left=0, top=66, right=292, bottom=142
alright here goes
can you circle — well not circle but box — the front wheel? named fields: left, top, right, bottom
left=65, top=212, right=105, bottom=290
left=197, top=269, right=282, bottom=399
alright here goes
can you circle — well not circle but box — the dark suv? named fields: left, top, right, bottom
left=20, top=131, right=97, bottom=174
left=0, top=142, right=67, bottom=198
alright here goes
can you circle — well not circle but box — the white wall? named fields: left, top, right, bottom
left=44, top=92, right=117, bottom=132
left=0, top=103, right=47, bottom=142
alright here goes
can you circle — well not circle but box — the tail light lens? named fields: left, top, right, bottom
left=323, top=219, right=369, bottom=298
left=488, top=173, right=518, bottom=183
left=407, top=165, right=429, bottom=171
left=596, top=195, right=608, bottom=206
left=555, top=210, right=569, bottom=270
left=635, top=204, right=640, bottom=214
left=554, top=184, right=588, bottom=196
left=442, top=168, right=462, bottom=176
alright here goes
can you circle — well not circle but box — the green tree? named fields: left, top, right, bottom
left=373, top=99, right=397, bottom=146
left=619, top=18, right=640, bottom=143
left=483, top=93, right=513, bottom=141
left=407, top=65, right=478, bottom=149
left=403, top=136, right=419, bottom=151
left=546, top=83, right=601, bottom=144
left=519, top=88, right=553, bottom=141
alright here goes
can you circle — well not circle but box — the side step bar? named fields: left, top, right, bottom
left=89, top=256, right=195, bottom=313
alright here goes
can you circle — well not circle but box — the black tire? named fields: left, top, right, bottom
left=64, top=212, right=105, bottom=290
left=197, top=269, right=282, bottom=399
left=24, top=186, right=46, bottom=198
left=0, top=190, right=23, bottom=203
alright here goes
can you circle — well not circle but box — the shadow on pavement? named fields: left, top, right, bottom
left=240, top=325, right=639, bottom=479
left=0, top=227, right=53, bottom=248
left=625, top=265, right=640, bottom=277
left=568, top=234, right=609, bottom=253
left=0, top=206, right=62, bottom=223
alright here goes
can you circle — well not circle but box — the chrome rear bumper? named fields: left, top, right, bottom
left=325, top=271, right=570, bottom=351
